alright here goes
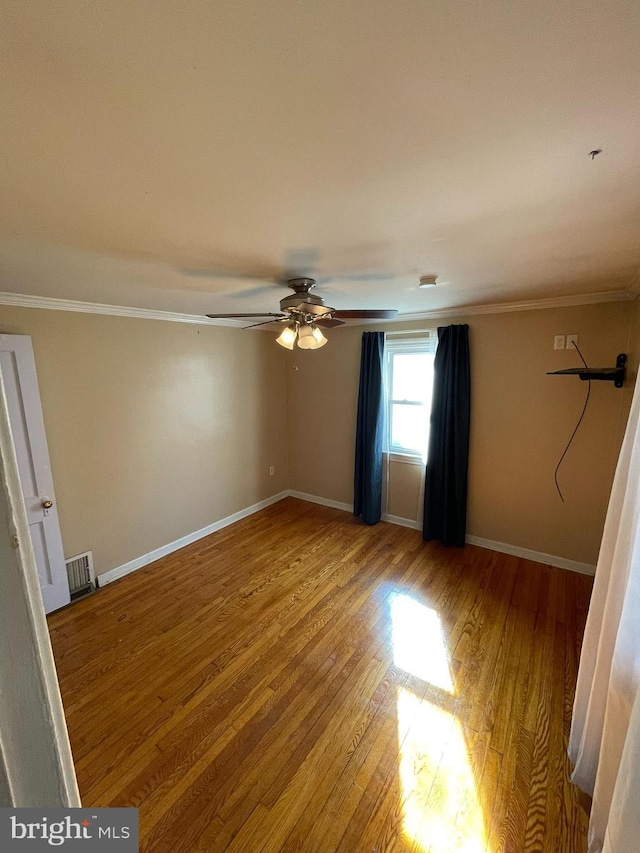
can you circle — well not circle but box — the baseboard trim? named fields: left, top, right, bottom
left=464, top=535, right=596, bottom=576
left=287, top=490, right=353, bottom=513
left=98, top=489, right=596, bottom=586
left=287, top=492, right=424, bottom=531
left=382, top=513, right=421, bottom=530
left=288, top=491, right=596, bottom=575
left=97, top=491, right=290, bottom=586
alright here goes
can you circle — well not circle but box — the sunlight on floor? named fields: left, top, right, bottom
left=390, top=593, right=454, bottom=693
left=391, top=595, right=487, bottom=852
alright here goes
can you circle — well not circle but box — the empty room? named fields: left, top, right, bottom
left=1, top=2, right=639, bottom=852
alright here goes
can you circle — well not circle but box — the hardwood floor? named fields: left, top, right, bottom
left=48, top=497, right=592, bottom=852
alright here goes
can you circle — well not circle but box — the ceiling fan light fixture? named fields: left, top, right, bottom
left=204, top=276, right=398, bottom=343
left=311, top=326, right=328, bottom=348
left=276, top=323, right=297, bottom=350
left=297, top=323, right=324, bottom=350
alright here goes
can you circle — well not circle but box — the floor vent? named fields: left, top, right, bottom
left=65, top=551, right=96, bottom=601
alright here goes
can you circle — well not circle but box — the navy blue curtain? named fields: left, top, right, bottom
left=423, top=324, right=471, bottom=546
left=354, top=332, right=385, bottom=525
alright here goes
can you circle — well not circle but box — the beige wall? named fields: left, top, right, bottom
left=0, top=307, right=289, bottom=575
left=386, top=457, right=423, bottom=522
left=0, top=297, right=636, bottom=577
left=287, top=301, right=636, bottom=565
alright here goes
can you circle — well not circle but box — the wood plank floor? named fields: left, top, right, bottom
left=48, top=497, right=592, bottom=852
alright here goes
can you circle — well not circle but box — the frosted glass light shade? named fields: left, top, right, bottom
left=312, top=327, right=327, bottom=348
left=297, top=324, right=318, bottom=349
left=276, top=324, right=297, bottom=349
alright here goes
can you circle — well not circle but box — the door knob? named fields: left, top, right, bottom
left=42, top=499, right=53, bottom=509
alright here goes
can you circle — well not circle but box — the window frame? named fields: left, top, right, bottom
left=384, top=333, right=437, bottom=460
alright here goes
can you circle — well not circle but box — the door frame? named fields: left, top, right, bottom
left=0, top=334, right=70, bottom=612
left=0, top=370, right=79, bottom=806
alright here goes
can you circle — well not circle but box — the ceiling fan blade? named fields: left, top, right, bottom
left=205, top=312, right=288, bottom=319
left=332, top=309, right=398, bottom=319
left=181, top=268, right=284, bottom=284
left=242, top=317, right=290, bottom=329
left=315, top=272, right=396, bottom=284
left=315, top=317, right=346, bottom=328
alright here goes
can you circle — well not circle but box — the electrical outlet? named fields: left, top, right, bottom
left=554, top=335, right=565, bottom=350
left=566, top=334, right=579, bottom=350
left=269, top=466, right=275, bottom=476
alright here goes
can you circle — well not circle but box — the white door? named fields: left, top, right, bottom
left=0, top=335, right=70, bottom=613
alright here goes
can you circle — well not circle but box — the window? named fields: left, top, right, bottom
left=385, top=334, right=437, bottom=459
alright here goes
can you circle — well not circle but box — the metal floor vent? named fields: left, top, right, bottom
left=65, top=551, right=95, bottom=600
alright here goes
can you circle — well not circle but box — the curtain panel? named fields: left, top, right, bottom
left=354, top=331, right=385, bottom=525
left=423, top=323, right=470, bottom=547
left=569, top=375, right=640, bottom=853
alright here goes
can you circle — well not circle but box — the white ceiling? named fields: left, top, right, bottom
left=1, top=0, right=639, bottom=319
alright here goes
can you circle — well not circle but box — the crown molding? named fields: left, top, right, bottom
left=0, top=292, right=247, bottom=327
left=0, top=287, right=636, bottom=328
left=392, top=289, right=636, bottom=323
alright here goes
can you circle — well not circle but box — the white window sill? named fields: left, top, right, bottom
left=385, top=451, right=425, bottom=466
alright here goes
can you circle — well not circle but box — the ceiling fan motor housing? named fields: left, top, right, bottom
left=279, top=278, right=330, bottom=316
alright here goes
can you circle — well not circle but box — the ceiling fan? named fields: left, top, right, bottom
left=205, top=278, right=398, bottom=350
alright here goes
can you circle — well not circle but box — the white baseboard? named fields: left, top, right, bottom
left=287, top=491, right=596, bottom=576
left=97, top=491, right=290, bottom=586
left=287, top=490, right=352, bottom=513
left=464, top=535, right=596, bottom=576
left=288, top=492, right=421, bottom=531
left=98, top=488, right=596, bottom=586
left=288, top=492, right=422, bottom=532
left=382, top=513, right=421, bottom=530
